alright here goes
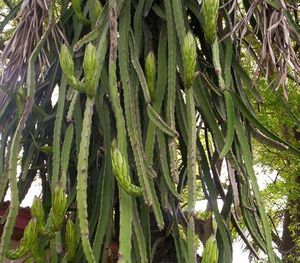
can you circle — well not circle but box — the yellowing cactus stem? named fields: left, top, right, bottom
left=145, top=51, right=156, bottom=101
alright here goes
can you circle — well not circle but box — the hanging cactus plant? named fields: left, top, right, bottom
left=0, top=0, right=299, bottom=262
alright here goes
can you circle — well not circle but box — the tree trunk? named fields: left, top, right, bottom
left=280, top=199, right=300, bottom=262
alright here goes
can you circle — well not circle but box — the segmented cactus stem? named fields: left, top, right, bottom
left=71, top=0, right=90, bottom=25
left=182, top=32, right=197, bottom=262
left=60, top=124, right=74, bottom=188
left=108, top=1, right=133, bottom=262
left=220, top=90, right=235, bottom=158
left=66, top=91, right=79, bottom=122
left=76, top=97, right=96, bottom=263
left=52, top=77, right=67, bottom=191
left=164, top=0, right=179, bottom=184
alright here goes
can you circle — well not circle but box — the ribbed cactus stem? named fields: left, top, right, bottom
left=182, top=32, right=197, bottom=262
left=186, top=86, right=197, bottom=263
left=52, top=78, right=67, bottom=191
left=164, top=0, right=178, bottom=184
left=76, top=96, right=96, bottom=263
left=109, top=1, right=133, bottom=262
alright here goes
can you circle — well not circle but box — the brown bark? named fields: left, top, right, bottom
left=280, top=200, right=300, bottom=262
left=194, top=217, right=214, bottom=244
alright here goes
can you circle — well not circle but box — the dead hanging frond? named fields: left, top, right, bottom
left=0, top=0, right=61, bottom=109
left=1, top=0, right=49, bottom=86
left=260, top=3, right=300, bottom=91
left=231, top=0, right=300, bottom=95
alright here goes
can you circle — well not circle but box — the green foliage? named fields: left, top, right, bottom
left=0, top=0, right=299, bottom=262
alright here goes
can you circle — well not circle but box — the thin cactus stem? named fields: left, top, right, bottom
left=144, top=29, right=167, bottom=164
left=212, top=39, right=226, bottom=91
left=76, top=96, right=96, bottom=263
left=52, top=77, right=67, bottom=190
left=0, top=117, right=17, bottom=201
left=123, top=3, right=164, bottom=229
left=74, top=5, right=111, bottom=260
left=108, top=0, right=133, bottom=262
left=164, top=0, right=178, bottom=183
left=66, top=90, right=79, bottom=122
left=120, top=3, right=152, bottom=206
left=60, top=124, right=74, bottom=189
left=0, top=20, right=53, bottom=262
left=185, top=86, right=197, bottom=263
